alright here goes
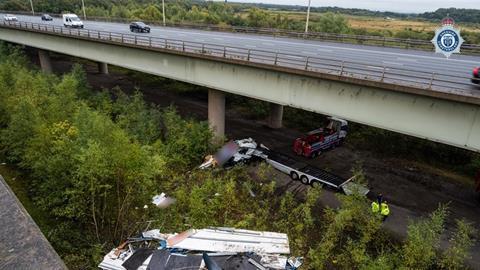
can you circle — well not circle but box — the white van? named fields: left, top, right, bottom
left=63, top=14, right=83, bottom=28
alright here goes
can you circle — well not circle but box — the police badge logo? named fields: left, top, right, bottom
left=431, top=17, right=464, bottom=58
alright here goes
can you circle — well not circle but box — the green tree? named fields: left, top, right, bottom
left=439, top=219, right=477, bottom=270
left=311, top=12, right=351, bottom=34
left=401, top=205, right=448, bottom=269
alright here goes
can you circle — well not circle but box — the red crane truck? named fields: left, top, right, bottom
left=293, top=117, right=348, bottom=158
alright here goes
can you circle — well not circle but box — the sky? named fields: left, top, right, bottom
left=231, top=0, right=478, bottom=13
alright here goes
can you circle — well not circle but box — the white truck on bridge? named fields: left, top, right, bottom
left=63, top=14, right=83, bottom=28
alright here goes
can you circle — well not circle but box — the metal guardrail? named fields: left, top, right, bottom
left=0, top=20, right=476, bottom=94
left=3, top=10, right=480, bottom=56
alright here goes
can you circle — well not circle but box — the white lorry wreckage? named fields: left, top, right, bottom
left=199, top=138, right=267, bottom=169
left=99, top=227, right=303, bottom=270
left=199, top=138, right=369, bottom=196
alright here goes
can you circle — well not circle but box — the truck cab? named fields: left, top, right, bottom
left=63, top=14, right=83, bottom=28
left=293, top=117, right=348, bottom=158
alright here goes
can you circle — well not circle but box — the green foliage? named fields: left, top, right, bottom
left=247, top=7, right=274, bottom=28
left=394, top=28, right=433, bottom=40
left=401, top=205, right=448, bottom=269
left=421, top=8, right=480, bottom=24
left=439, top=219, right=477, bottom=270
left=110, top=89, right=162, bottom=144
left=274, top=188, right=321, bottom=256
left=311, top=12, right=350, bottom=34
left=156, top=106, right=212, bottom=170
left=0, top=43, right=210, bottom=268
left=308, top=193, right=384, bottom=269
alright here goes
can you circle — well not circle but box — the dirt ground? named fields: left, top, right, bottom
left=37, top=52, right=480, bottom=268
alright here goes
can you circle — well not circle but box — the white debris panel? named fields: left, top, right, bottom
left=98, top=227, right=299, bottom=270
left=167, top=228, right=290, bottom=254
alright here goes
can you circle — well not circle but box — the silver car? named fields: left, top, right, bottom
left=3, top=14, right=18, bottom=21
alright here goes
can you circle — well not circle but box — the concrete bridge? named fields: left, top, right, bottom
left=1, top=18, right=479, bottom=151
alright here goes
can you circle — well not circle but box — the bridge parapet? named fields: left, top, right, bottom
left=1, top=20, right=478, bottom=106
left=3, top=10, right=480, bottom=56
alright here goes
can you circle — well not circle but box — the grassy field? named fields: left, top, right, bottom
left=347, top=15, right=480, bottom=33
left=249, top=10, right=480, bottom=33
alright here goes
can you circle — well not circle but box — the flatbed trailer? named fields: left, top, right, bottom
left=263, top=149, right=368, bottom=195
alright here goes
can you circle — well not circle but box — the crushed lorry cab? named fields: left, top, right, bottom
left=293, top=117, right=348, bottom=158
left=199, top=138, right=266, bottom=169
left=63, top=14, right=83, bottom=28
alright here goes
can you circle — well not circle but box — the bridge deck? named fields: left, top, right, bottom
left=2, top=13, right=480, bottom=97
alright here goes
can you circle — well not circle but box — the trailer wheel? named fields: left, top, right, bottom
left=300, top=175, right=309, bottom=185
left=290, top=171, right=299, bottom=181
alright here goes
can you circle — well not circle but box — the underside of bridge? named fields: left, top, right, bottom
left=1, top=27, right=479, bottom=151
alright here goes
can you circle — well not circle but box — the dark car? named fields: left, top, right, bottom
left=130, top=22, right=150, bottom=33
left=473, top=67, right=480, bottom=85
left=41, top=14, right=53, bottom=21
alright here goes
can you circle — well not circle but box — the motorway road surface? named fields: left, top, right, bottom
left=2, top=13, right=480, bottom=96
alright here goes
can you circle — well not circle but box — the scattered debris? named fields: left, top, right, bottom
left=286, top=257, right=303, bottom=270
left=151, top=193, right=175, bottom=208
left=99, top=227, right=302, bottom=270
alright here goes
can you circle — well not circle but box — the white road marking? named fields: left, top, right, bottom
left=382, top=61, right=404, bottom=66
left=367, top=66, right=385, bottom=70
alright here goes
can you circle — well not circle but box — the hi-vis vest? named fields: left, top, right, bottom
left=371, top=201, right=380, bottom=213
left=381, top=203, right=390, bottom=216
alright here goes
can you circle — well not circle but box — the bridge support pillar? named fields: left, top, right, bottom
left=38, top=49, right=52, bottom=73
left=208, top=89, right=225, bottom=140
left=97, top=62, right=109, bottom=74
left=268, top=103, right=284, bottom=129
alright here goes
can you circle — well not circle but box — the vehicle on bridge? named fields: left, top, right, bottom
left=3, top=14, right=17, bottom=22
left=130, top=22, right=151, bottom=33
left=41, top=14, right=53, bottom=21
left=62, top=14, right=83, bottom=28
left=293, top=117, right=348, bottom=158
left=472, top=67, right=480, bottom=85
